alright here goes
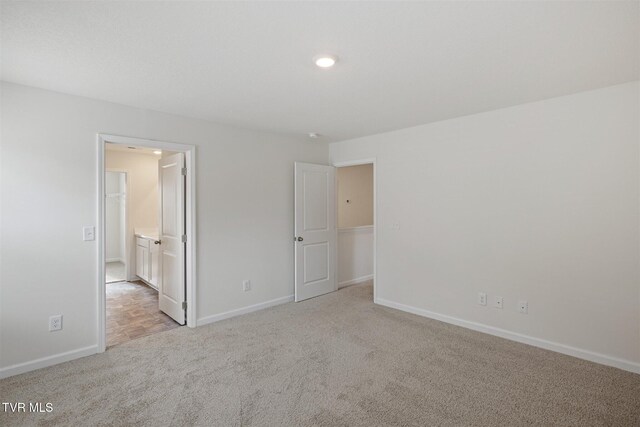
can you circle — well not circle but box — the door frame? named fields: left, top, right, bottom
left=105, top=169, right=130, bottom=281
left=332, top=158, right=377, bottom=301
left=97, top=134, right=197, bottom=352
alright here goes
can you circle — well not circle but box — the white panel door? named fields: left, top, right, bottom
left=294, top=162, right=337, bottom=302
left=158, top=153, right=186, bottom=324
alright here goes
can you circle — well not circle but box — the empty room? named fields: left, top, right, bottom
left=1, top=1, right=639, bottom=426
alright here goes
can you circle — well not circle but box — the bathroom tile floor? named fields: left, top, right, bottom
left=106, top=280, right=180, bottom=347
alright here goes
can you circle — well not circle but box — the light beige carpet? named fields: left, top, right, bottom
left=1, top=283, right=639, bottom=426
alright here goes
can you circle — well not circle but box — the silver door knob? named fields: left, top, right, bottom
left=154, top=240, right=161, bottom=245
left=297, top=237, right=303, bottom=242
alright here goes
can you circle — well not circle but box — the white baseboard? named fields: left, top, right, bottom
left=134, top=276, right=158, bottom=291
left=0, top=345, right=98, bottom=379
left=339, top=274, right=374, bottom=289
left=197, top=295, right=294, bottom=327
left=375, top=298, right=640, bottom=375
left=105, top=258, right=124, bottom=263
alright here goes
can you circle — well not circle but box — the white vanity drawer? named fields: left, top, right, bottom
left=136, top=237, right=150, bottom=249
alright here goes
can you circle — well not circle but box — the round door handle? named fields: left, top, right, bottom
left=154, top=240, right=161, bottom=245
left=297, top=237, right=303, bottom=242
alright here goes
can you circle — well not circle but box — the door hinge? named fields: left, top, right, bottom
left=181, top=234, right=187, bottom=243
left=182, top=301, right=187, bottom=310
left=181, top=167, right=187, bottom=176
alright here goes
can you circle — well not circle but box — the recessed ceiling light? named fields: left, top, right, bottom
left=314, top=55, right=337, bottom=68
left=308, top=132, right=320, bottom=138
left=153, top=150, right=162, bottom=155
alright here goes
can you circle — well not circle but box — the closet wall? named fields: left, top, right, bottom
left=105, top=172, right=126, bottom=262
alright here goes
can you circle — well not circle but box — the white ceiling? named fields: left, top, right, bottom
left=2, top=1, right=638, bottom=142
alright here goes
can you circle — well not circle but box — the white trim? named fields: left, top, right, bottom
left=184, top=148, right=197, bottom=328
left=0, top=346, right=98, bottom=379
left=333, top=158, right=377, bottom=168
left=338, top=225, right=373, bottom=233
left=98, top=134, right=198, bottom=354
left=333, top=158, right=377, bottom=301
left=339, top=274, right=374, bottom=289
left=135, top=275, right=159, bottom=291
left=100, top=134, right=192, bottom=152
left=97, top=139, right=106, bottom=353
left=375, top=297, right=640, bottom=375
left=105, top=258, right=124, bottom=263
left=197, top=295, right=294, bottom=327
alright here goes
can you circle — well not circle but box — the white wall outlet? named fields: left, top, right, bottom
left=391, top=222, right=400, bottom=230
left=83, top=226, right=95, bottom=241
left=518, top=300, right=528, bottom=314
left=494, top=296, right=503, bottom=309
left=242, top=280, right=251, bottom=292
left=477, top=292, right=487, bottom=306
left=49, top=315, right=63, bottom=331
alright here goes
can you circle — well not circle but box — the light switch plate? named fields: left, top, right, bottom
left=83, top=226, right=95, bottom=241
left=478, top=292, right=487, bottom=306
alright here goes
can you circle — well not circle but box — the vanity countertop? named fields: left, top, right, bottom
left=135, top=228, right=159, bottom=240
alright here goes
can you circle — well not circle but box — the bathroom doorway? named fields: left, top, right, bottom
left=98, top=134, right=197, bottom=352
left=102, top=142, right=183, bottom=347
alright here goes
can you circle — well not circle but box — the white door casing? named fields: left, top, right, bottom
left=159, top=152, right=186, bottom=324
left=98, top=134, right=197, bottom=354
left=294, top=162, right=337, bottom=302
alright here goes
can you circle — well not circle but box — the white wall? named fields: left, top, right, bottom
left=338, top=227, right=374, bottom=287
left=106, top=150, right=160, bottom=277
left=337, top=164, right=373, bottom=228
left=117, top=173, right=126, bottom=262
left=105, top=171, right=125, bottom=262
left=0, top=82, right=328, bottom=374
left=330, top=82, right=640, bottom=372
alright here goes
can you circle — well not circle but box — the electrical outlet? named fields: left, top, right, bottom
left=477, top=292, right=487, bottom=306
left=242, top=280, right=251, bottom=292
left=518, top=300, right=528, bottom=314
left=49, top=315, right=63, bottom=331
left=494, top=296, right=503, bottom=309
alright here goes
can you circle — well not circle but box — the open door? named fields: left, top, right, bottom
left=294, top=162, right=337, bottom=301
left=158, top=152, right=186, bottom=324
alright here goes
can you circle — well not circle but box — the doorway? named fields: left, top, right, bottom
left=104, top=144, right=183, bottom=347
left=97, top=134, right=197, bottom=352
left=293, top=159, right=376, bottom=302
left=336, top=163, right=375, bottom=293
